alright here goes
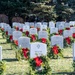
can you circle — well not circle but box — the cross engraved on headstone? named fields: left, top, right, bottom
left=37, top=44, right=40, bottom=49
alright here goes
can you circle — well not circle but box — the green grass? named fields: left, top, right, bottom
left=0, top=33, right=75, bottom=75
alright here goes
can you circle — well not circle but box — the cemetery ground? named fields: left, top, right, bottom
left=0, top=33, right=75, bottom=75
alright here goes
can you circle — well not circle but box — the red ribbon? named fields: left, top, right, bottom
left=6, top=31, right=8, bottom=35
left=65, top=37, right=71, bottom=44
left=9, top=35, right=13, bottom=41
left=34, top=56, right=42, bottom=67
left=1, top=28, right=4, bottom=31
left=52, top=45, right=59, bottom=55
left=66, top=28, right=70, bottom=30
left=72, top=33, right=75, bottom=38
left=14, top=40, right=18, bottom=46
left=25, top=31, right=29, bottom=36
left=20, top=28, right=23, bottom=32
left=31, top=35, right=36, bottom=41
left=22, top=48, right=29, bottom=59
left=41, top=38, right=46, bottom=43
left=37, top=27, right=40, bottom=31
left=58, top=30, right=63, bottom=35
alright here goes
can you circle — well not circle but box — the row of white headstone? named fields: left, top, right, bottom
left=0, top=21, right=75, bottom=60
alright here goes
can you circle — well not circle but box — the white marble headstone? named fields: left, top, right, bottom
left=18, top=37, right=30, bottom=48
left=23, top=25, right=30, bottom=32
left=30, top=42, right=47, bottom=58
left=56, top=21, right=65, bottom=28
left=69, top=21, right=74, bottom=26
left=25, top=22, right=30, bottom=25
left=35, top=22, right=41, bottom=28
left=64, top=22, right=70, bottom=28
left=40, top=25, right=47, bottom=31
left=70, top=27, right=75, bottom=34
left=38, top=31, right=48, bottom=39
left=50, top=27, right=58, bottom=34
left=58, top=24, right=64, bottom=30
left=4, top=25, right=11, bottom=31
left=13, top=31, right=22, bottom=40
left=51, top=35, right=63, bottom=48
left=0, top=46, right=2, bottom=61
left=42, top=22, right=48, bottom=26
left=29, top=22, right=35, bottom=27
left=63, top=30, right=72, bottom=38
left=49, top=21, right=55, bottom=28
left=73, top=42, right=75, bottom=60
left=12, top=22, right=20, bottom=27
left=29, top=28, right=37, bottom=35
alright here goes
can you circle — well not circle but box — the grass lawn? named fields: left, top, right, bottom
left=0, top=33, right=75, bottom=75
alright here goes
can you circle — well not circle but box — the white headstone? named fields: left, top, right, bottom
left=4, top=25, right=11, bottom=31
left=51, top=35, right=63, bottom=48
left=69, top=21, right=74, bottom=26
left=50, top=27, right=58, bottom=34
left=42, top=22, right=48, bottom=26
left=49, top=21, right=55, bottom=28
left=29, top=22, right=35, bottom=27
left=70, top=27, right=75, bottom=34
left=35, top=22, right=41, bottom=28
left=40, top=25, right=47, bottom=31
left=63, top=30, right=72, bottom=38
left=25, top=22, right=30, bottom=25
left=23, top=25, right=30, bottom=32
left=12, top=22, right=20, bottom=27
left=38, top=31, right=48, bottom=39
left=18, top=37, right=30, bottom=48
left=13, top=31, right=22, bottom=40
left=19, top=23, right=24, bottom=30
left=56, top=21, right=65, bottom=28
left=64, top=22, right=70, bottom=28
left=73, top=42, right=75, bottom=60
left=0, top=46, right=2, bottom=61
left=0, top=23, right=7, bottom=29
left=58, top=24, right=64, bottom=30
left=30, top=42, right=47, bottom=58
left=29, top=28, right=37, bottom=35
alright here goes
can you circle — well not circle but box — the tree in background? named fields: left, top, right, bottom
left=0, top=0, right=57, bottom=22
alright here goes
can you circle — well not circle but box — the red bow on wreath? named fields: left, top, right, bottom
left=25, top=31, right=29, bottom=36
left=9, top=35, right=13, bottom=41
left=66, top=28, right=70, bottom=30
left=20, top=28, right=23, bottom=32
left=22, top=48, right=29, bottom=59
left=72, top=33, right=75, bottom=38
left=41, top=38, right=46, bottom=43
left=34, top=57, right=42, bottom=67
left=58, top=30, right=63, bottom=35
left=14, top=40, right=18, bottom=46
left=65, top=37, right=71, bottom=44
left=52, top=45, right=59, bottom=55
left=31, top=35, right=36, bottom=41
left=37, top=27, right=40, bottom=31
left=6, top=31, right=8, bottom=35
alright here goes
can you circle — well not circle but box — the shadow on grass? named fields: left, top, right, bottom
left=3, top=48, right=12, bottom=50
left=6, top=72, right=25, bottom=75
left=3, top=58, right=18, bottom=62
left=52, top=72, right=75, bottom=75
left=63, top=56, right=73, bottom=59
